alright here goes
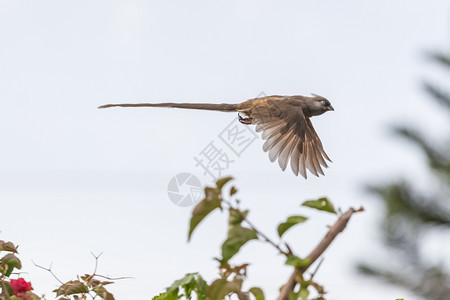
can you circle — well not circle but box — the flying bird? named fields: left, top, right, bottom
left=98, top=94, right=334, bottom=178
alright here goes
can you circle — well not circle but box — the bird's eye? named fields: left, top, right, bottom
left=321, top=100, right=328, bottom=106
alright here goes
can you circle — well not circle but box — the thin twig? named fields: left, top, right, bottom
left=91, top=252, right=103, bottom=276
left=89, top=253, right=133, bottom=281
left=32, top=261, right=64, bottom=285
left=310, top=257, right=325, bottom=280
left=94, top=274, right=134, bottom=281
left=83, top=252, right=104, bottom=282
left=278, top=206, right=364, bottom=300
left=224, top=200, right=289, bottom=256
left=10, top=271, right=28, bottom=276
left=284, top=242, right=294, bottom=255
left=242, top=215, right=290, bottom=256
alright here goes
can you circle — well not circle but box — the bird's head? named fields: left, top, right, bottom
left=308, top=94, right=334, bottom=116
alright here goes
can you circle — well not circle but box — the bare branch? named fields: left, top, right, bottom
left=32, top=260, right=64, bottom=285
left=278, top=206, right=364, bottom=300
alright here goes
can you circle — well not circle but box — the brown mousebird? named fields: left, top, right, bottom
left=99, top=94, right=334, bottom=178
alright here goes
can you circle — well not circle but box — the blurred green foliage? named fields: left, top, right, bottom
left=359, top=50, right=450, bottom=300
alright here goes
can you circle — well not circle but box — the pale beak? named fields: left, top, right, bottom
left=327, top=106, right=334, bottom=111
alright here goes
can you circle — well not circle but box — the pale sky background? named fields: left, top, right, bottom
left=0, top=1, right=449, bottom=299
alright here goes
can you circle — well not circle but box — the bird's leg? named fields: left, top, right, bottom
left=238, top=113, right=253, bottom=125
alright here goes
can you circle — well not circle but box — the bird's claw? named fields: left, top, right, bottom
left=238, top=114, right=253, bottom=125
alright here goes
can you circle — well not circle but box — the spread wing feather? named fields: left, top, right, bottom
left=250, top=100, right=331, bottom=178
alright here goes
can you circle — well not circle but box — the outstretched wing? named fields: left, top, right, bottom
left=250, top=99, right=331, bottom=178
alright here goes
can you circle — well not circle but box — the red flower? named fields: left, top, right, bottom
left=10, top=278, right=33, bottom=299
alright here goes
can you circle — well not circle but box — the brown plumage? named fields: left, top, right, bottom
left=98, top=94, right=334, bottom=178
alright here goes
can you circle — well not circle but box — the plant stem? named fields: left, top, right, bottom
left=0, top=276, right=11, bottom=300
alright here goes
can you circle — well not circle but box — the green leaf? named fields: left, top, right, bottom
left=277, top=215, right=308, bottom=237
left=249, top=287, right=265, bottom=300
left=55, top=280, right=89, bottom=296
left=285, top=255, right=311, bottom=268
left=167, top=273, right=197, bottom=293
left=238, top=292, right=251, bottom=300
left=188, top=187, right=222, bottom=241
left=93, top=285, right=115, bottom=300
left=288, top=291, right=300, bottom=300
left=195, top=275, right=207, bottom=300
left=301, top=197, right=336, bottom=214
left=216, top=176, right=233, bottom=190
left=170, top=273, right=199, bottom=298
left=229, top=209, right=248, bottom=226
left=206, top=278, right=242, bottom=300
left=162, top=273, right=206, bottom=300
left=2, top=282, right=13, bottom=297
left=221, top=226, right=257, bottom=263
left=0, top=241, right=18, bottom=253
left=299, top=287, right=309, bottom=300
left=1, top=253, right=22, bottom=276
left=152, top=288, right=181, bottom=300
left=27, top=292, right=42, bottom=300
left=230, top=186, right=238, bottom=196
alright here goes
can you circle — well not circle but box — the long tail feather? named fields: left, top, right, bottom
left=98, top=102, right=238, bottom=112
